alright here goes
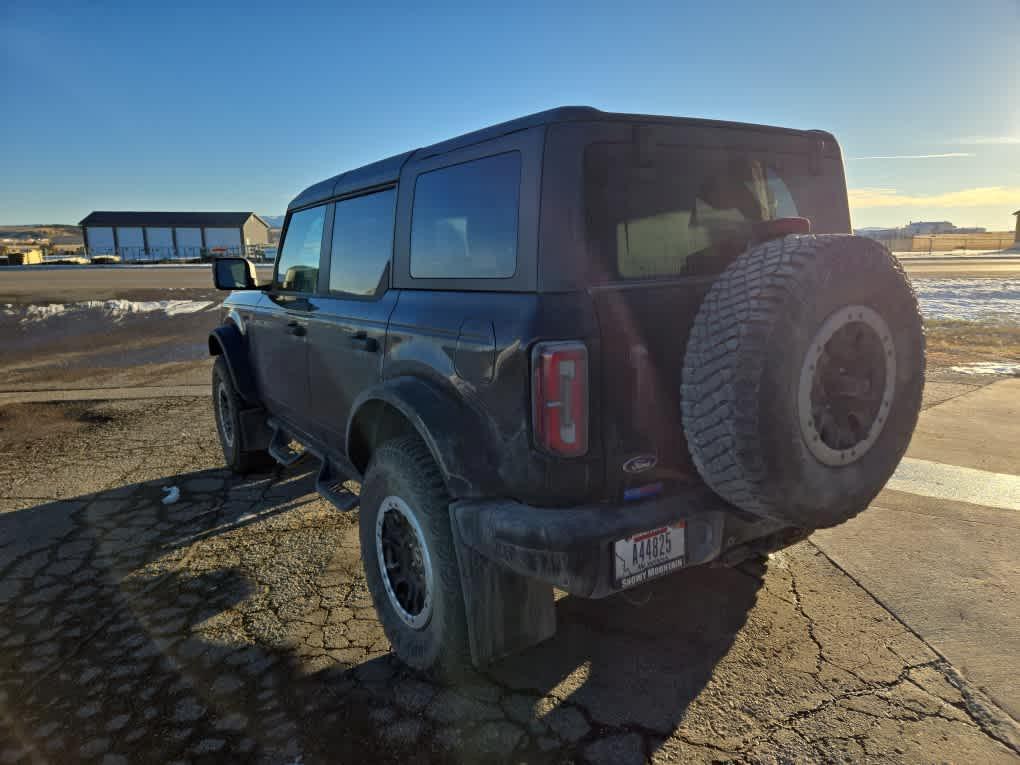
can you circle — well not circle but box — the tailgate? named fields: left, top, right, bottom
left=592, top=280, right=711, bottom=498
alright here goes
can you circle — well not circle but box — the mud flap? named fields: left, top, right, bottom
left=238, top=408, right=272, bottom=450
left=450, top=507, right=556, bottom=667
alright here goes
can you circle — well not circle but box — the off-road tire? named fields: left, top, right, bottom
left=682, top=234, right=925, bottom=529
left=212, top=357, right=273, bottom=474
left=359, top=434, right=471, bottom=677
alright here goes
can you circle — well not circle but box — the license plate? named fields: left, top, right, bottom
left=613, top=522, right=686, bottom=589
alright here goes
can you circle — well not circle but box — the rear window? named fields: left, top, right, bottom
left=585, top=144, right=815, bottom=279
left=410, top=152, right=521, bottom=279
left=329, top=188, right=395, bottom=297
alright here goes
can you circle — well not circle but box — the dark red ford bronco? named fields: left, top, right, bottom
left=209, top=107, right=924, bottom=674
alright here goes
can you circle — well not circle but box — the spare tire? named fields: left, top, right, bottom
left=681, top=234, right=924, bottom=529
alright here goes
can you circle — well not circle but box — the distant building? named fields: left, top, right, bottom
left=904, top=221, right=955, bottom=235
left=78, top=211, right=270, bottom=260
left=1014, top=210, right=1019, bottom=244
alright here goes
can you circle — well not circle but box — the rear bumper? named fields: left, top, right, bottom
left=450, top=486, right=786, bottom=599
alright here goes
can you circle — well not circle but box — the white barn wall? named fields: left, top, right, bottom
left=175, top=228, right=202, bottom=258
left=85, top=227, right=115, bottom=255
left=203, top=227, right=242, bottom=253
left=116, top=227, right=144, bottom=259
left=146, top=227, right=173, bottom=258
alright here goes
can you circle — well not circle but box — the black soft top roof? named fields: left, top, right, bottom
left=288, top=106, right=833, bottom=211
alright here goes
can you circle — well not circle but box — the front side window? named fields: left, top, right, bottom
left=275, top=205, right=325, bottom=292
left=329, top=188, right=396, bottom=296
left=410, top=152, right=521, bottom=279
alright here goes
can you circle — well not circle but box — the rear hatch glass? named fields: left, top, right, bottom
left=586, top=142, right=848, bottom=280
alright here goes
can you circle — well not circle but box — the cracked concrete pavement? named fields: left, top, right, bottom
left=1, top=394, right=1017, bottom=763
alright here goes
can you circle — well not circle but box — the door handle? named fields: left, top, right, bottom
left=350, top=331, right=378, bottom=352
left=287, top=321, right=307, bottom=337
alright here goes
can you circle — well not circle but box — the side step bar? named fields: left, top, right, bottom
left=266, top=418, right=359, bottom=512
left=316, top=459, right=359, bottom=511
left=267, top=422, right=306, bottom=466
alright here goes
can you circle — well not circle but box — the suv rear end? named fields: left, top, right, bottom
left=538, top=116, right=851, bottom=504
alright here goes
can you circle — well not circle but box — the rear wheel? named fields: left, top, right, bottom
left=359, top=435, right=471, bottom=677
left=212, top=357, right=273, bottom=474
left=682, top=234, right=925, bottom=529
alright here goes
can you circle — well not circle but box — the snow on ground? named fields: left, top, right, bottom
left=912, top=278, right=1020, bottom=325
left=949, top=362, right=1020, bottom=376
left=1, top=299, right=216, bottom=323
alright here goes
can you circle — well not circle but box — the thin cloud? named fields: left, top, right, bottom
left=848, top=186, right=1020, bottom=208
left=948, top=136, right=1020, bottom=145
left=849, top=152, right=974, bottom=160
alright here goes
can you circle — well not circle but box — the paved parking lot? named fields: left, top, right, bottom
left=1, top=395, right=1017, bottom=763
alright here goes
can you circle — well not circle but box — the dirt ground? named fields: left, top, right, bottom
left=0, top=396, right=1017, bottom=764
left=1, top=273, right=1018, bottom=762
left=924, top=319, right=1020, bottom=368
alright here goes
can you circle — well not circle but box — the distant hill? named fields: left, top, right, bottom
left=260, top=214, right=286, bottom=228
left=0, top=224, right=82, bottom=244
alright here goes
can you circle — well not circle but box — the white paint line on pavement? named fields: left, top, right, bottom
left=887, top=457, right=1020, bottom=512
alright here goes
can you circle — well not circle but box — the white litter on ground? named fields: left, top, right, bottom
left=1, top=299, right=216, bottom=323
left=161, top=486, right=180, bottom=505
left=912, top=278, right=1020, bottom=325
left=949, top=362, right=1020, bottom=376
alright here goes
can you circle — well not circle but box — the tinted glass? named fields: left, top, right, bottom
left=586, top=144, right=811, bottom=279
left=329, top=189, right=396, bottom=296
left=275, top=205, right=325, bottom=292
left=410, top=152, right=520, bottom=279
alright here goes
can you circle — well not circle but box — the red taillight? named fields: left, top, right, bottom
left=532, top=341, right=589, bottom=457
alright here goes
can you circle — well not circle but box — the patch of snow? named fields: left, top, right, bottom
left=161, top=486, right=180, bottom=505
left=912, top=278, right=1020, bottom=325
left=949, top=362, right=1020, bottom=376
left=1, top=299, right=215, bottom=323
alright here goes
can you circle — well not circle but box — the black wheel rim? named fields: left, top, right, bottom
left=799, top=306, right=896, bottom=466
left=375, top=496, right=433, bottom=629
left=217, top=382, right=234, bottom=448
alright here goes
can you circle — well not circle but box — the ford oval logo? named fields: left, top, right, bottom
left=623, top=454, right=658, bottom=474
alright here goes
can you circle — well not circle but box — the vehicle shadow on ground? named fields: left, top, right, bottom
left=0, top=464, right=763, bottom=763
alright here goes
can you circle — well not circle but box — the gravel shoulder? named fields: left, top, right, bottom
left=0, top=397, right=1016, bottom=763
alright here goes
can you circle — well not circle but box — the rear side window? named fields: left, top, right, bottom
left=275, top=205, right=325, bottom=292
left=410, top=152, right=521, bottom=279
left=329, top=188, right=396, bottom=296
left=586, top=144, right=809, bottom=279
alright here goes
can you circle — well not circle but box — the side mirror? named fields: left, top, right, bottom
left=213, top=257, right=259, bottom=290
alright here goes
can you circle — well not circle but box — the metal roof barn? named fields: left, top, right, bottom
left=78, top=211, right=270, bottom=261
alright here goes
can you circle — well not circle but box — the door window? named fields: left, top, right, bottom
left=329, top=188, right=396, bottom=296
left=410, top=152, right=520, bottom=279
left=275, top=205, right=325, bottom=292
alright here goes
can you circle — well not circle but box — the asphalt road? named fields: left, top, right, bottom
left=0, top=257, right=1017, bottom=302
left=0, top=383, right=1018, bottom=762
left=815, top=378, right=1020, bottom=724
left=0, top=264, right=272, bottom=303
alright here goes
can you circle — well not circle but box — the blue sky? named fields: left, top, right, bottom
left=2, top=0, right=1018, bottom=230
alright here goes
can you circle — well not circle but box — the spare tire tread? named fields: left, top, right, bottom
left=682, top=234, right=924, bottom=526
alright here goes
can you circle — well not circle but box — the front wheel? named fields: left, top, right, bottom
left=359, top=435, right=471, bottom=677
left=212, top=356, right=272, bottom=474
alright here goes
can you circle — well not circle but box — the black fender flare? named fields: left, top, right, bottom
left=208, top=323, right=259, bottom=406
left=347, top=377, right=501, bottom=498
